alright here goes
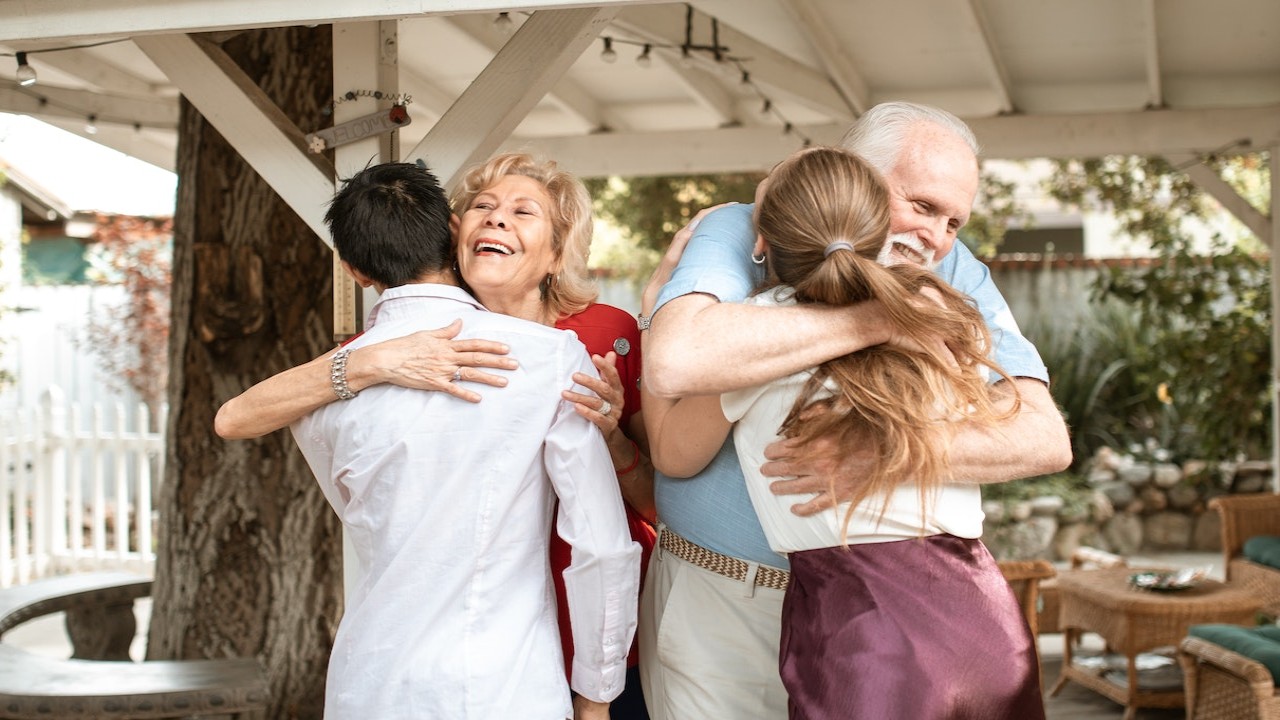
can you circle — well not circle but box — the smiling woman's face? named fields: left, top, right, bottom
left=454, top=173, right=559, bottom=319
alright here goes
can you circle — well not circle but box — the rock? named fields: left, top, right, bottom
left=1104, top=513, right=1143, bottom=555
left=1092, top=446, right=1123, bottom=472
left=1119, top=463, right=1153, bottom=487
left=1181, top=459, right=1209, bottom=481
left=1098, top=482, right=1134, bottom=509
left=1052, top=523, right=1105, bottom=561
left=1167, top=484, right=1199, bottom=510
left=1029, top=495, right=1065, bottom=517
left=1234, top=475, right=1267, bottom=494
left=1010, top=501, right=1033, bottom=522
left=1151, top=463, right=1182, bottom=488
left=1087, top=468, right=1117, bottom=486
left=1004, top=516, right=1057, bottom=559
left=1139, top=486, right=1168, bottom=512
left=1058, top=503, right=1090, bottom=524
left=982, top=500, right=1006, bottom=525
left=1090, top=490, right=1115, bottom=523
left=1143, top=511, right=1193, bottom=550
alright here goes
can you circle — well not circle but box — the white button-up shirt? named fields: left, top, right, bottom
left=292, top=283, right=640, bottom=720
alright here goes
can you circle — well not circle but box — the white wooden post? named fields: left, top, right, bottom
left=69, top=402, right=84, bottom=567
left=1271, top=144, right=1280, bottom=493
left=113, top=403, right=128, bottom=560
left=136, top=401, right=153, bottom=565
left=0, top=412, right=12, bottom=587
left=41, top=386, right=69, bottom=573
left=91, top=405, right=107, bottom=557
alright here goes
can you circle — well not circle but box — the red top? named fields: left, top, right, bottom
left=552, top=303, right=656, bottom=674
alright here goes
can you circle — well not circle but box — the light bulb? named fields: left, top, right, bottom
left=600, top=37, right=617, bottom=64
left=85, top=114, right=98, bottom=135
left=15, top=52, right=36, bottom=87
left=636, top=44, right=652, bottom=68
left=493, top=12, right=514, bottom=36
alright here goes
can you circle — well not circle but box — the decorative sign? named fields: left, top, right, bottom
left=307, top=106, right=411, bottom=153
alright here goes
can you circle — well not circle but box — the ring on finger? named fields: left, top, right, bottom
left=598, top=399, right=612, bottom=416
left=452, top=368, right=463, bottom=383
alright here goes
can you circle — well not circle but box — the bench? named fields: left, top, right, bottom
left=0, top=572, right=268, bottom=719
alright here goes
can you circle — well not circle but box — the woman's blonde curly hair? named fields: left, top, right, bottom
left=450, top=152, right=597, bottom=319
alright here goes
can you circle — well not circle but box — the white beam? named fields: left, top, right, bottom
left=661, top=62, right=737, bottom=126
left=1141, top=0, right=1163, bottom=108
left=0, top=0, right=657, bottom=44
left=1165, top=153, right=1271, bottom=246
left=14, top=47, right=161, bottom=96
left=446, top=13, right=604, bottom=131
left=613, top=4, right=851, bottom=120
left=781, top=0, right=868, bottom=115
left=39, top=116, right=177, bottom=171
left=962, top=0, right=1014, bottom=114
left=405, top=7, right=617, bottom=189
left=134, top=33, right=334, bottom=238
left=504, top=105, right=1280, bottom=177
left=0, top=79, right=177, bottom=129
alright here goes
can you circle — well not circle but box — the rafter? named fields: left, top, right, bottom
left=133, top=33, right=335, bottom=239
left=1141, top=0, right=1164, bottom=108
left=612, top=3, right=850, bottom=121
left=1165, top=152, right=1270, bottom=244
left=0, top=0, right=656, bottom=44
left=780, top=0, right=867, bottom=115
left=0, top=79, right=176, bottom=128
left=406, top=7, right=618, bottom=188
left=962, top=0, right=1014, bottom=114
left=446, top=13, right=605, bottom=132
left=509, top=105, right=1280, bottom=178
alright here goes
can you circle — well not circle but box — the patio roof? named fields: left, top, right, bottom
left=1, top=0, right=1278, bottom=477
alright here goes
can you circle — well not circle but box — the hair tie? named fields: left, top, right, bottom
left=824, top=240, right=855, bottom=258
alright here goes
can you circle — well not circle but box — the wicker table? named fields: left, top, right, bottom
left=1049, top=567, right=1262, bottom=720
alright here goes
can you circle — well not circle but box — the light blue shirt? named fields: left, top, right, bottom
left=652, top=203, right=1048, bottom=569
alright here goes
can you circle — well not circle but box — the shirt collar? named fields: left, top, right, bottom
left=365, top=283, right=488, bottom=327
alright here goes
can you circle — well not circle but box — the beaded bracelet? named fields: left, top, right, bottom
left=614, top=438, right=641, bottom=475
left=330, top=348, right=358, bottom=400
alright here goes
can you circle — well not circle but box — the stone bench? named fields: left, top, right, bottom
left=0, top=572, right=268, bottom=719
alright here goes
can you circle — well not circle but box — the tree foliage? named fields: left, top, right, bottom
left=83, top=214, right=173, bottom=424
left=1043, top=153, right=1272, bottom=462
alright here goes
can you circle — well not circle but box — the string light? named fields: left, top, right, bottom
left=15, top=52, right=36, bottom=87
left=600, top=37, right=617, bottom=64
left=85, top=114, right=98, bottom=134
left=493, top=12, right=514, bottom=36
left=636, top=44, right=652, bottom=68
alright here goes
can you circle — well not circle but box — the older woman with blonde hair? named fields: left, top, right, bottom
left=216, top=152, right=658, bottom=719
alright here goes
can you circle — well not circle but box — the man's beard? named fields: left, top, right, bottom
left=877, top=232, right=938, bottom=270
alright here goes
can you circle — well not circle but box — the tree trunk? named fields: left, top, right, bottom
left=149, top=27, right=340, bottom=720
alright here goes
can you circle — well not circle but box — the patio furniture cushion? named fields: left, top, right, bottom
left=1188, top=624, right=1280, bottom=681
left=1245, top=535, right=1280, bottom=570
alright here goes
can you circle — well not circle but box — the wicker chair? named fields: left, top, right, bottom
left=1179, top=634, right=1280, bottom=720
left=1211, top=493, right=1280, bottom=617
left=998, top=559, right=1056, bottom=691
left=1038, top=546, right=1127, bottom=635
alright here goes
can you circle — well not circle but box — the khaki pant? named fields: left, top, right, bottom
left=638, top=531, right=788, bottom=720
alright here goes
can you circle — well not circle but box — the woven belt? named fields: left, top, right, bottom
left=659, top=528, right=790, bottom=591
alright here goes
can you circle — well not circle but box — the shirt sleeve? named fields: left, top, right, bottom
left=544, top=337, right=642, bottom=703
left=654, top=203, right=764, bottom=313
left=936, top=243, right=1049, bottom=383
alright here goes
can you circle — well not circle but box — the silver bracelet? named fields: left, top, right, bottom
left=636, top=313, right=652, bottom=331
left=330, top=347, right=358, bottom=400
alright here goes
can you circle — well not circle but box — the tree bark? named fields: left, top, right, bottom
left=149, top=27, right=340, bottom=720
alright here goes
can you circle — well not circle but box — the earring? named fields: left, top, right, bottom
left=751, top=252, right=766, bottom=265
left=539, top=274, right=553, bottom=300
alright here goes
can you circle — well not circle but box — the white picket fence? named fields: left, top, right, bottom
left=0, top=385, right=165, bottom=587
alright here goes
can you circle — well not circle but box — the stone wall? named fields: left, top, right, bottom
left=982, top=446, right=1275, bottom=561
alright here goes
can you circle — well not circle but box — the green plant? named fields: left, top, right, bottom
left=1044, top=153, right=1272, bottom=463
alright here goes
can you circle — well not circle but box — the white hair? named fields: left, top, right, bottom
left=838, top=102, right=980, bottom=176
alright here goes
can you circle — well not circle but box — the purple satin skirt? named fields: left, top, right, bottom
left=780, top=534, right=1044, bottom=720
